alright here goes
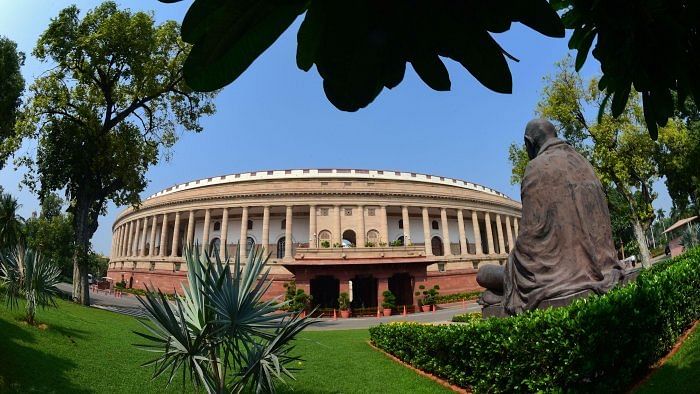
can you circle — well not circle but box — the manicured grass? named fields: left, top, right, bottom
left=635, top=323, right=700, bottom=393
left=0, top=299, right=449, bottom=393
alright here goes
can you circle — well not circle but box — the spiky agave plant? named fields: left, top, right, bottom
left=134, top=244, right=316, bottom=393
left=0, top=244, right=61, bottom=325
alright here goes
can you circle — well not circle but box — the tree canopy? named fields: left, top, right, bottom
left=159, top=0, right=564, bottom=111
left=0, top=36, right=25, bottom=162
left=160, top=0, right=699, bottom=139
left=6, top=2, right=217, bottom=304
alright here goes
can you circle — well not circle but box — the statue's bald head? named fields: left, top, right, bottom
left=524, top=119, right=558, bottom=159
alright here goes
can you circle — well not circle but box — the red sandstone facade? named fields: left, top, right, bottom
left=108, top=169, right=521, bottom=309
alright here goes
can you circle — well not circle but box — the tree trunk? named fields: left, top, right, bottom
left=632, top=219, right=652, bottom=268
left=71, top=195, right=93, bottom=306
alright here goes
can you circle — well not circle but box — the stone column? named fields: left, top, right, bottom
left=357, top=205, right=366, bottom=247
left=401, top=206, right=411, bottom=245
left=262, top=206, right=270, bottom=254
left=457, top=210, right=468, bottom=255
left=159, top=213, right=169, bottom=257
left=308, top=205, right=316, bottom=247
left=496, top=214, right=505, bottom=254
left=139, top=218, right=148, bottom=256
left=421, top=207, right=432, bottom=256
left=240, top=206, right=249, bottom=260
left=220, top=208, right=229, bottom=260
left=380, top=205, right=389, bottom=245
left=514, top=217, right=519, bottom=237
left=171, top=211, right=181, bottom=257
left=186, top=210, right=195, bottom=248
left=123, top=224, right=130, bottom=256
left=149, top=216, right=157, bottom=256
left=484, top=212, right=495, bottom=254
left=333, top=205, right=341, bottom=246
left=471, top=211, right=483, bottom=255
left=116, top=226, right=123, bottom=257
left=284, top=205, right=293, bottom=260
left=131, top=219, right=141, bottom=257
left=125, top=222, right=133, bottom=257
left=202, top=208, right=211, bottom=253
left=441, top=208, right=452, bottom=256
left=505, top=216, right=514, bottom=253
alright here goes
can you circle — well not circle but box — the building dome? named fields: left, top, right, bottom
left=109, top=169, right=521, bottom=310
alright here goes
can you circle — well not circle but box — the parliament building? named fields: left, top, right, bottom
left=108, top=169, right=522, bottom=310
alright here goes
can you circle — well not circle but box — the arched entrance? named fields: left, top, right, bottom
left=246, top=236, right=255, bottom=254
left=431, top=236, right=444, bottom=256
left=310, top=275, right=340, bottom=309
left=210, top=237, right=220, bottom=253
left=388, top=273, right=413, bottom=307
left=276, top=237, right=286, bottom=259
left=342, top=230, right=356, bottom=247
left=351, top=275, right=378, bottom=309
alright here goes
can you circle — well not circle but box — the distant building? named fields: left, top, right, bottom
left=109, top=169, right=521, bottom=309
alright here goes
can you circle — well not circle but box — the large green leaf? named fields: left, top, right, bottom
left=183, top=0, right=308, bottom=92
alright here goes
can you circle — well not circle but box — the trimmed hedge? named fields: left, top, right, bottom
left=433, top=291, right=482, bottom=304
left=370, top=249, right=700, bottom=393
left=451, top=312, right=482, bottom=323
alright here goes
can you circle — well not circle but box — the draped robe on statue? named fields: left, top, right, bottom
left=503, top=139, right=623, bottom=314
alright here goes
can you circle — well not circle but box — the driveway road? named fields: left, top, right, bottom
left=56, top=282, right=481, bottom=329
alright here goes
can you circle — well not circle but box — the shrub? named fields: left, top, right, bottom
left=382, top=290, right=396, bottom=310
left=135, top=245, right=315, bottom=392
left=283, top=280, right=312, bottom=312
left=433, top=291, right=482, bottom=304
left=0, top=245, right=61, bottom=325
left=452, top=312, right=482, bottom=324
left=415, top=284, right=440, bottom=306
left=320, top=240, right=330, bottom=248
left=370, top=248, right=700, bottom=393
left=338, top=292, right=350, bottom=310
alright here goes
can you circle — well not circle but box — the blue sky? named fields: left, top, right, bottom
left=0, top=1, right=672, bottom=254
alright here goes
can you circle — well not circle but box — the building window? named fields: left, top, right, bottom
left=367, top=208, right=376, bottom=216
left=432, top=220, right=439, bottom=230
left=438, top=262, right=446, bottom=272
left=149, top=262, right=155, bottom=271
left=344, top=208, right=352, bottom=216
left=246, top=236, right=255, bottom=253
left=281, top=219, right=286, bottom=230
left=213, top=221, right=221, bottom=231
left=318, top=230, right=332, bottom=247
left=320, top=208, right=329, bottom=216
left=247, top=219, right=253, bottom=230
left=398, top=219, right=403, bottom=229
left=174, top=263, right=181, bottom=272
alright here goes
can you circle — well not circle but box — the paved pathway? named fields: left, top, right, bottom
left=56, top=283, right=480, bottom=329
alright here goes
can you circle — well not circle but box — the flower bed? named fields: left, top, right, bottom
left=370, top=249, right=700, bottom=393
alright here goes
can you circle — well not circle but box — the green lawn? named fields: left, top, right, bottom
left=0, top=299, right=450, bottom=393
left=635, top=323, right=700, bottom=394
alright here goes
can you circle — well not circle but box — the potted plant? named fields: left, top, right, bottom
left=338, top=292, right=351, bottom=318
left=320, top=240, right=331, bottom=248
left=381, top=290, right=396, bottom=316
left=416, top=285, right=440, bottom=312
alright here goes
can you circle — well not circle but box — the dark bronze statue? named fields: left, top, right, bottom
left=478, top=119, right=623, bottom=315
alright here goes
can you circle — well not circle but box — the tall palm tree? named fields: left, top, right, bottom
left=0, top=245, right=61, bottom=325
left=134, top=245, right=316, bottom=393
left=0, top=192, right=24, bottom=249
